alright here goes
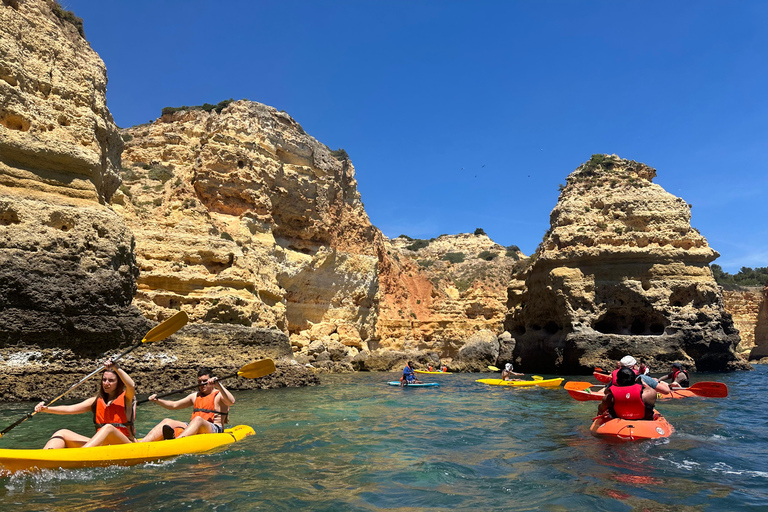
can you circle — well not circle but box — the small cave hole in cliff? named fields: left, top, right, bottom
left=237, top=160, right=245, bottom=169
left=544, top=321, right=560, bottom=334
left=594, top=309, right=669, bottom=336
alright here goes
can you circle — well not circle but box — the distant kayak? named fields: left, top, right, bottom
left=475, top=378, right=564, bottom=388
left=594, top=372, right=611, bottom=383
left=0, top=425, right=255, bottom=474
left=414, top=370, right=452, bottom=374
left=590, top=411, right=674, bottom=441
left=387, top=381, right=439, bottom=387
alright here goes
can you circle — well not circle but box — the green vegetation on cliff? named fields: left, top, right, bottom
left=711, top=264, right=768, bottom=290
left=161, top=99, right=234, bottom=116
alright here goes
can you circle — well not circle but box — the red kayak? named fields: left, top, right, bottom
left=593, top=371, right=611, bottom=383
left=568, top=387, right=699, bottom=402
left=590, top=411, right=674, bottom=441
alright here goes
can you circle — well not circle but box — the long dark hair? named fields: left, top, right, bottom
left=98, top=368, right=126, bottom=402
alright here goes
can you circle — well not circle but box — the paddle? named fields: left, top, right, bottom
left=532, top=375, right=543, bottom=381
left=671, top=381, right=728, bottom=398
left=488, top=366, right=500, bottom=372
left=0, top=310, right=189, bottom=439
left=137, top=358, right=276, bottom=404
left=564, top=381, right=599, bottom=391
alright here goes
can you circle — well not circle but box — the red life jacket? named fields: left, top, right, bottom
left=610, top=367, right=640, bottom=385
left=192, top=390, right=228, bottom=425
left=610, top=383, right=651, bottom=420
left=92, top=391, right=135, bottom=438
left=669, top=368, right=690, bottom=386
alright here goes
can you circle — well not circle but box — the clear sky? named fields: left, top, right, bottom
left=64, top=0, right=768, bottom=273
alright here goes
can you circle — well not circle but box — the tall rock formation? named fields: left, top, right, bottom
left=749, top=285, right=768, bottom=361
left=722, top=288, right=764, bottom=356
left=0, top=0, right=150, bottom=351
left=505, top=155, right=748, bottom=373
left=117, top=101, right=382, bottom=360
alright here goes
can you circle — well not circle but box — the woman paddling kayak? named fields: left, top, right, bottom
left=34, top=360, right=136, bottom=449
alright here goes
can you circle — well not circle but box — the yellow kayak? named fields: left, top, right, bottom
left=0, top=424, right=254, bottom=474
left=475, top=378, right=564, bottom=388
left=414, top=370, right=453, bottom=374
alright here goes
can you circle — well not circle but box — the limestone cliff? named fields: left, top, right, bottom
left=722, top=288, right=763, bottom=356
left=504, top=155, right=747, bottom=373
left=117, top=102, right=382, bottom=359
left=749, top=285, right=768, bottom=361
left=372, top=233, right=522, bottom=357
left=0, top=0, right=149, bottom=350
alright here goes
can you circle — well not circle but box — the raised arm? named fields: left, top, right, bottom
left=35, top=396, right=96, bottom=415
left=107, top=359, right=135, bottom=403
left=147, top=392, right=196, bottom=410
left=210, top=378, right=235, bottom=406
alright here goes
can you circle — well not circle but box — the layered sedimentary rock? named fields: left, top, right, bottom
left=505, top=155, right=748, bottom=373
left=118, top=105, right=522, bottom=370
left=371, top=234, right=522, bottom=357
left=722, top=288, right=763, bottom=356
left=0, top=0, right=150, bottom=350
left=749, top=285, right=768, bottom=361
left=117, top=102, right=383, bottom=361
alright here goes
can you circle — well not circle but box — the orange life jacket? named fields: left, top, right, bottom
left=192, top=390, right=228, bottom=425
left=610, top=383, right=651, bottom=420
left=92, top=391, right=135, bottom=438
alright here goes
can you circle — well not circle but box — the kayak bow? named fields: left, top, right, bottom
left=475, top=378, right=564, bottom=388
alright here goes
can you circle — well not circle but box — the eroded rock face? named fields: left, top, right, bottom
left=749, top=285, right=768, bottom=361
left=505, top=155, right=747, bottom=373
left=117, top=101, right=382, bottom=346
left=0, top=0, right=148, bottom=351
left=722, top=288, right=764, bottom=356
left=373, top=233, right=522, bottom=362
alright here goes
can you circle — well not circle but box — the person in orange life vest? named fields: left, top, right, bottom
left=34, top=359, right=136, bottom=449
left=141, top=367, right=235, bottom=441
left=597, top=367, right=672, bottom=420
left=659, top=362, right=690, bottom=388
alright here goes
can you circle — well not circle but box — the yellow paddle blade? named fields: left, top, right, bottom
left=238, top=358, right=276, bottom=379
left=532, top=375, right=543, bottom=380
left=142, top=311, right=189, bottom=343
left=488, top=366, right=500, bottom=371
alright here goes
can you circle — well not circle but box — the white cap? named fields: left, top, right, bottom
left=620, top=355, right=637, bottom=367
left=505, top=363, right=512, bottom=371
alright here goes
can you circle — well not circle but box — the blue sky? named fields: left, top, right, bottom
left=65, top=0, right=768, bottom=273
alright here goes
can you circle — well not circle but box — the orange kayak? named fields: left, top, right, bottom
left=590, top=411, right=674, bottom=441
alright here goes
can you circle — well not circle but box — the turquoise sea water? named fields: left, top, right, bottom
left=0, top=366, right=766, bottom=511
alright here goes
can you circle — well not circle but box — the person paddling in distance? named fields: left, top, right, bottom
left=141, top=367, right=235, bottom=441
left=400, top=361, right=423, bottom=386
left=501, top=363, right=524, bottom=381
left=659, top=362, right=690, bottom=389
left=597, top=367, right=672, bottom=421
left=34, top=359, right=136, bottom=449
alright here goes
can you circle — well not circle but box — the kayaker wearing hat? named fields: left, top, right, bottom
left=605, top=355, right=639, bottom=390
left=34, top=359, right=136, bottom=449
left=141, top=367, right=235, bottom=441
left=597, top=367, right=671, bottom=421
left=501, top=363, right=524, bottom=381
left=659, top=362, right=690, bottom=389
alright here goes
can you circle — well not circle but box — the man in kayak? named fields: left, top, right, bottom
left=140, top=367, right=235, bottom=441
left=34, top=360, right=136, bottom=449
left=597, top=367, right=671, bottom=420
left=659, top=362, right=690, bottom=388
left=501, top=363, right=524, bottom=381
left=400, top=361, right=423, bottom=386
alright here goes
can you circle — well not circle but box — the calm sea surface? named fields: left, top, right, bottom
left=0, top=365, right=766, bottom=511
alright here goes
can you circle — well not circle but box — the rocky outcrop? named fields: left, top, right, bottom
left=749, top=285, right=768, bottom=361
left=117, top=102, right=381, bottom=343
left=0, top=0, right=149, bottom=351
left=722, top=288, right=763, bottom=356
left=117, top=104, right=525, bottom=371
left=505, top=155, right=748, bottom=373
left=371, top=234, right=522, bottom=358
